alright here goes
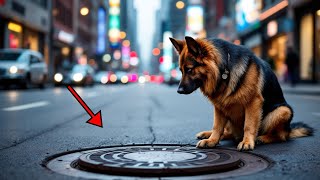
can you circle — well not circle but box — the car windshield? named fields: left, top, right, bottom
left=0, top=52, right=22, bottom=61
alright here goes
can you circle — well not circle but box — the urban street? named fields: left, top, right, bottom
left=0, top=84, right=319, bottom=179
left=1, top=0, right=320, bottom=179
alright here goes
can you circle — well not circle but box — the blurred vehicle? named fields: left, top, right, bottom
left=54, top=64, right=95, bottom=86
left=165, top=68, right=182, bottom=85
left=94, top=71, right=109, bottom=84
left=0, top=49, right=48, bottom=89
left=107, top=71, right=128, bottom=84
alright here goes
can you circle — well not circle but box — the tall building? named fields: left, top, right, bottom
left=203, top=0, right=237, bottom=42
left=170, top=0, right=188, bottom=39
left=52, top=0, right=75, bottom=73
left=0, top=0, right=51, bottom=63
left=154, top=0, right=188, bottom=75
left=104, top=0, right=138, bottom=72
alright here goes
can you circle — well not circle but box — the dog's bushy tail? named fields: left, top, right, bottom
left=289, top=122, right=314, bottom=138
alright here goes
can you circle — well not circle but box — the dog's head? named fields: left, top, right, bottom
left=169, top=36, right=221, bottom=95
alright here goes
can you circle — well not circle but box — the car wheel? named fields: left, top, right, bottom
left=39, top=74, right=47, bottom=89
left=21, top=74, right=31, bottom=89
left=39, top=83, right=45, bottom=89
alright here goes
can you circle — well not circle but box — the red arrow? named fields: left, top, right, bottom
left=67, top=85, right=103, bottom=128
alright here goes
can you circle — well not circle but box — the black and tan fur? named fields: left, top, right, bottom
left=170, top=36, right=313, bottom=151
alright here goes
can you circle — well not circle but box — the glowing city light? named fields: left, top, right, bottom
left=113, top=50, right=121, bottom=60
left=109, top=7, right=120, bottom=15
left=8, top=22, right=22, bottom=33
left=152, top=48, right=160, bottom=56
left=120, top=31, right=127, bottom=39
left=122, top=40, right=130, bottom=47
left=80, top=7, right=89, bottom=16
left=176, top=1, right=185, bottom=9
left=103, top=54, right=111, bottom=62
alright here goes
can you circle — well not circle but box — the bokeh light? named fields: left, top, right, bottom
left=176, top=1, right=185, bottom=9
left=80, top=7, right=89, bottom=16
left=122, top=40, right=130, bottom=47
left=103, top=54, right=111, bottom=62
left=120, top=31, right=127, bottom=39
left=152, top=48, right=160, bottom=56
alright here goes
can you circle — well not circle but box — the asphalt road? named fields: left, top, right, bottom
left=0, top=84, right=319, bottom=180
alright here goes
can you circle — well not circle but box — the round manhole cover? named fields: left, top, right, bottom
left=45, top=144, right=270, bottom=179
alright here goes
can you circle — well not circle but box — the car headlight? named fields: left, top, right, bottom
left=100, top=76, right=108, bottom=84
left=139, top=76, right=146, bottom=84
left=121, top=75, right=128, bottom=84
left=73, top=73, right=84, bottom=82
left=109, top=74, right=117, bottom=82
left=9, top=66, right=18, bottom=74
left=54, top=73, right=63, bottom=82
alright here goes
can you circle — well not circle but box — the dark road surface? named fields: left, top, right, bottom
left=0, top=84, right=319, bottom=179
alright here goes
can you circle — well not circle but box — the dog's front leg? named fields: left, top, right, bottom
left=197, top=107, right=227, bottom=148
left=237, top=96, right=263, bottom=151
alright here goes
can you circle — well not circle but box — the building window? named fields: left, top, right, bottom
left=31, top=0, right=47, bottom=9
left=11, top=1, right=25, bottom=15
left=299, top=13, right=313, bottom=80
left=53, top=0, right=73, bottom=29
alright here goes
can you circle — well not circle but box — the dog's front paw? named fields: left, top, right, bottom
left=237, top=139, right=255, bottom=151
left=196, top=139, right=218, bottom=148
left=196, top=131, right=212, bottom=139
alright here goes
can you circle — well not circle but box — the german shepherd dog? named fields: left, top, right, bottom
left=169, top=36, right=313, bottom=151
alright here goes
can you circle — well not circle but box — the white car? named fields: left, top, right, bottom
left=0, top=49, right=48, bottom=89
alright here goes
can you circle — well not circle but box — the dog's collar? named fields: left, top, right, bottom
left=221, top=53, right=230, bottom=80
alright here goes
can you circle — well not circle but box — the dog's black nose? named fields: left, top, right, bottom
left=177, top=86, right=185, bottom=94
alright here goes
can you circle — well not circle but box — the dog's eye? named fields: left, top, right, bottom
left=187, top=68, right=192, bottom=73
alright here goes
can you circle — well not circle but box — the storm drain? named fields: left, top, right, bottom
left=45, top=144, right=270, bottom=179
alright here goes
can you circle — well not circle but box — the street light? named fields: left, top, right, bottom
left=80, top=7, right=89, bottom=16
left=176, top=1, right=185, bottom=9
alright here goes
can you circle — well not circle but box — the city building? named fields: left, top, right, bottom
left=203, top=0, right=238, bottom=42
left=120, top=0, right=138, bottom=71
left=52, top=0, right=107, bottom=74
left=52, top=0, right=75, bottom=73
left=235, top=0, right=320, bottom=83
left=290, top=0, right=320, bottom=82
left=0, top=0, right=51, bottom=62
left=153, top=0, right=188, bottom=75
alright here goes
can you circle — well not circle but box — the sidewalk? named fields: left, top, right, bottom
left=281, top=83, right=320, bottom=95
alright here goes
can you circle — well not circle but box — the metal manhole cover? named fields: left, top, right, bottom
left=45, top=144, right=270, bottom=179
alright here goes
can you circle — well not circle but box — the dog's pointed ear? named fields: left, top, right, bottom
left=185, top=36, right=201, bottom=56
left=169, top=37, right=184, bottom=54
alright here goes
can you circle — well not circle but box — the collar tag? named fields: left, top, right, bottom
left=222, top=53, right=230, bottom=80
left=222, top=70, right=229, bottom=79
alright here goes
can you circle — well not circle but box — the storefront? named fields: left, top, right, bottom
left=294, top=1, right=320, bottom=82
left=263, top=16, right=290, bottom=81
left=7, top=21, right=23, bottom=49
left=0, top=18, right=5, bottom=49
left=1, top=20, right=45, bottom=55
left=23, top=28, right=39, bottom=51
